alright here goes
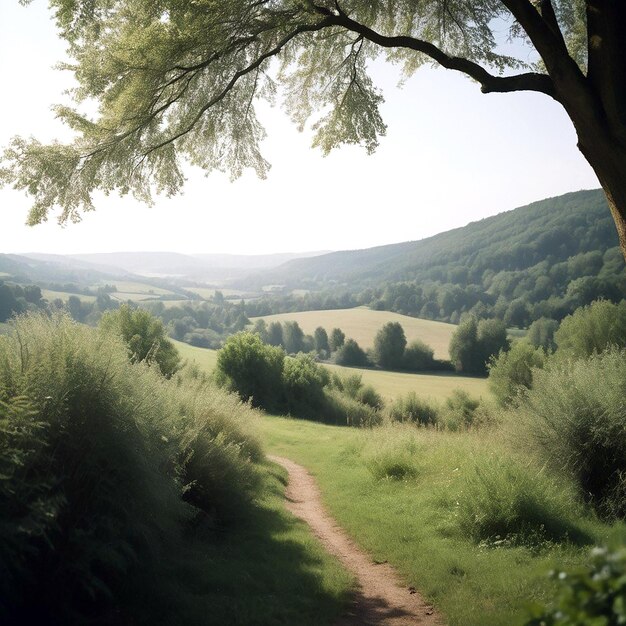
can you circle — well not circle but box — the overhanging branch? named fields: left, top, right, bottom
left=320, top=9, right=556, bottom=99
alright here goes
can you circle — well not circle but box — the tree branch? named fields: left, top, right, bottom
left=320, top=10, right=556, bottom=98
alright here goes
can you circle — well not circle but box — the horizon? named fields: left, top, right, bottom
left=10, top=186, right=602, bottom=258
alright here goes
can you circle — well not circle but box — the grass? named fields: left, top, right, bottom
left=171, top=341, right=487, bottom=401
left=185, top=287, right=247, bottom=299
left=251, top=308, right=457, bottom=360
left=104, top=280, right=175, bottom=296
left=41, top=289, right=96, bottom=303
left=172, top=339, right=219, bottom=372
left=110, top=291, right=162, bottom=302
left=326, top=363, right=488, bottom=402
left=154, top=460, right=353, bottom=625
left=258, top=415, right=625, bottom=626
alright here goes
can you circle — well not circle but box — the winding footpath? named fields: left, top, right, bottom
left=269, top=455, right=443, bottom=626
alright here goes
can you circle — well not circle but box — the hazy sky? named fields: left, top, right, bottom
left=1, top=1, right=599, bottom=256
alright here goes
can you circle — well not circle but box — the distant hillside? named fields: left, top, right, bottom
left=240, top=189, right=625, bottom=326
left=244, top=190, right=617, bottom=287
left=69, top=250, right=330, bottom=280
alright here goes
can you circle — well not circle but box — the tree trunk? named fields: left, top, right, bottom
left=576, top=132, right=626, bottom=262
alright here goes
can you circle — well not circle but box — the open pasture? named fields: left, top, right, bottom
left=173, top=340, right=219, bottom=372
left=42, top=289, right=97, bottom=303
left=325, top=363, right=488, bottom=402
left=250, top=308, right=457, bottom=360
left=103, top=280, right=175, bottom=296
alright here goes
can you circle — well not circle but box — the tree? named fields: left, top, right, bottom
left=282, top=321, right=305, bottom=354
left=216, top=331, right=285, bottom=410
left=4, top=1, right=626, bottom=260
left=313, top=326, right=330, bottom=356
left=373, top=321, right=406, bottom=369
left=449, top=316, right=510, bottom=374
left=488, top=340, right=545, bottom=406
left=99, top=304, right=180, bottom=377
left=403, top=339, right=436, bottom=371
left=329, top=328, right=346, bottom=352
left=554, top=299, right=626, bottom=358
left=267, top=321, right=284, bottom=347
left=335, top=338, right=369, bottom=367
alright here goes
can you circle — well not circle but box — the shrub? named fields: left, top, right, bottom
left=455, top=455, right=588, bottom=546
left=525, top=547, right=626, bottom=625
left=514, top=348, right=626, bottom=518
left=438, top=389, right=480, bottom=431
left=216, top=332, right=285, bottom=411
left=554, top=299, right=626, bottom=358
left=488, top=340, right=545, bottom=406
left=387, top=392, right=439, bottom=426
left=403, top=339, right=435, bottom=371
left=100, top=303, right=181, bottom=377
left=0, top=314, right=262, bottom=623
left=357, top=384, right=384, bottom=410
left=282, top=354, right=328, bottom=418
left=323, top=388, right=381, bottom=427
left=335, top=338, right=369, bottom=366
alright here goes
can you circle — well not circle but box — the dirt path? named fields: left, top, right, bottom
left=269, top=455, right=443, bottom=626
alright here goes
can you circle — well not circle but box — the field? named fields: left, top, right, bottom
left=42, top=289, right=97, bottom=303
left=172, top=339, right=219, bottom=372
left=259, top=415, right=622, bottom=626
left=103, top=280, right=175, bottom=296
left=185, top=286, right=248, bottom=299
left=173, top=341, right=488, bottom=401
left=250, top=308, right=457, bottom=360
left=325, top=363, right=488, bottom=401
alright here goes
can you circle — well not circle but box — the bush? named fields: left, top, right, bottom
left=216, top=332, right=285, bottom=411
left=514, top=348, right=626, bottom=518
left=387, top=392, right=439, bottom=426
left=438, top=389, right=480, bottom=431
left=357, top=384, right=384, bottom=410
left=403, top=339, right=435, bottom=371
left=323, top=388, right=382, bottom=427
left=100, top=303, right=181, bottom=377
left=554, top=299, right=626, bottom=358
left=488, top=340, right=545, bottom=406
left=282, top=354, right=328, bottom=418
left=0, top=314, right=262, bottom=623
left=455, top=455, right=588, bottom=546
left=335, top=338, right=369, bottom=366
left=525, top=547, right=626, bottom=625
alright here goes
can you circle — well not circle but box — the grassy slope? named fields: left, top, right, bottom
left=258, top=415, right=624, bottom=626
left=160, top=460, right=352, bottom=626
left=325, top=363, right=488, bottom=402
left=173, top=340, right=488, bottom=402
left=42, top=289, right=97, bottom=303
left=172, top=339, right=219, bottom=372
left=251, top=308, right=456, bottom=360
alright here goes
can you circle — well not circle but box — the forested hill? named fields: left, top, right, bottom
left=245, top=189, right=617, bottom=288
left=239, top=189, right=625, bottom=326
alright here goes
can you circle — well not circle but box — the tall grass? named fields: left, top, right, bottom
left=0, top=313, right=263, bottom=623
left=511, top=348, right=626, bottom=518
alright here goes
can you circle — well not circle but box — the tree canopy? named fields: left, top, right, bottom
left=2, top=1, right=626, bottom=257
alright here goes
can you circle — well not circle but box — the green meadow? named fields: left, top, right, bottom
left=259, top=415, right=624, bottom=626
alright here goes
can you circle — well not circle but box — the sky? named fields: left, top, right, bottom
left=0, top=1, right=600, bottom=256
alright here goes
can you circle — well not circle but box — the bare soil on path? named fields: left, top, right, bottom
left=269, top=455, right=444, bottom=626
